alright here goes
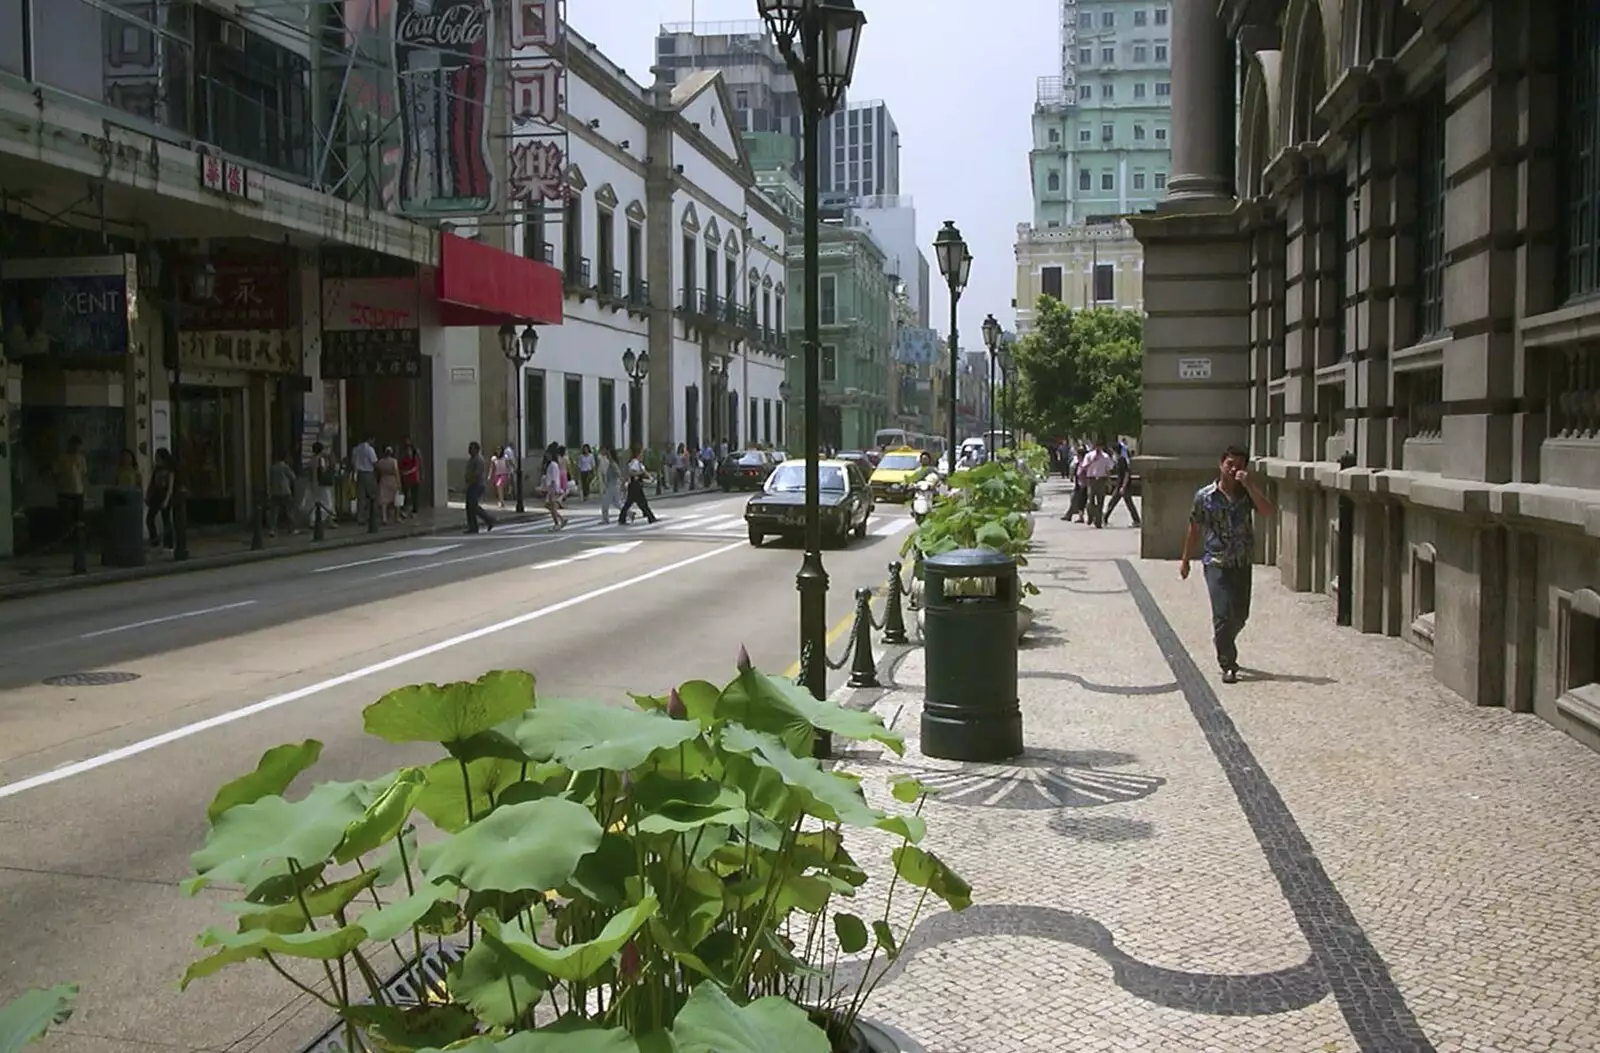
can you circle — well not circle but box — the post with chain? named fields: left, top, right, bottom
left=882, top=560, right=909, bottom=644
left=848, top=587, right=880, bottom=689
left=313, top=501, right=325, bottom=543
left=250, top=494, right=265, bottom=551
left=367, top=487, right=379, bottom=533
left=71, top=520, right=88, bottom=576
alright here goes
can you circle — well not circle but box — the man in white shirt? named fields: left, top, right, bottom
left=350, top=437, right=377, bottom=523
left=618, top=446, right=659, bottom=524
left=1080, top=438, right=1114, bottom=528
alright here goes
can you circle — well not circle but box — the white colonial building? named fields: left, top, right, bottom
left=445, top=30, right=789, bottom=462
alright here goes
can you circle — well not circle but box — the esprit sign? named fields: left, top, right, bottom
left=395, top=4, right=488, bottom=47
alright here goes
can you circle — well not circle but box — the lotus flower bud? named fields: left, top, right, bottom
left=666, top=687, right=687, bottom=719
left=619, top=939, right=642, bottom=982
left=737, top=644, right=753, bottom=673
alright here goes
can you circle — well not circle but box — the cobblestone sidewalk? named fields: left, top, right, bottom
left=833, top=487, right=1600, bottom=1053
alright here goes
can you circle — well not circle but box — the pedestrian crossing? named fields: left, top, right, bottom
left=425, top=507, right=916, bottom=544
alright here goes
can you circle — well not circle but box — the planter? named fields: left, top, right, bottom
left=814, top=1011, right=928, bottom=1053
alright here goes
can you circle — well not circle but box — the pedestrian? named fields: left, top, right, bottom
left=491, top=446, right=511, bottom=508
left=1105, top=444, right=1142, bottom=527
left=1063, top=445, right=1088, bottom=522
left=308, top=441, right=339, bottom=528
left=146, top=447, right=175, bottom=549
left=578, top=443, right=596, bottom=499
left=1081, top=438, right=1114, bottom=528
left=115, top=448, right=142, bottom=490
left=351, top=435, right=378, bottom=523
left=376, top=445, right=400, bottom=524
left=1180, top=445, right=1274, bottom=684
left=463, top=441, right=497, bottom=534
left=398, top=440, right=422, bottom=518
left=598, top=445, right=622, bottom=524
left=544, top=444, right=569, bottom=530
left=268, top=451, right=297, bottom=535
left=54, top=434, right=88, bottom=537
left=618, top=445, right=658, bottom=525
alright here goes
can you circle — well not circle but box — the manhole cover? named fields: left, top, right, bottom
left=42, top=671, right=141, bottom=687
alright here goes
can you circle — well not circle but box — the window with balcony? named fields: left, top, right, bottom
left=820, top=275, right=838, bottom=325
left=627, top=223, right=643, bottom=298
left=1415, top=87, right=1448, bottom=338
left=705, top=246, right=719, bottom=306
left=776, top=292, right=786, bottom=332
left=596, top=207, right=616, bottom=296
left=522, top=205, right=548, bottom=263
left=822, top=345, right=838, bottom=382
left=1041, top=266, right=1063, bottom=300
left=565, top=196, right=585, bottom=284
left=763, top=289, right=772, bottom=329
left=726, top=258, right=738, bottom=312
left=681, top=236, right=697, bottom=309
left=1564, top=0, right=1600, bottom=299
left=1079, top=168, right=1091, bottom=190
left=1046, top=171, right=1061, bottom=191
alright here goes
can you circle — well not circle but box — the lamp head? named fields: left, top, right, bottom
left=190, top=260, right=217, bottom=302
left=982, top=313, right=1001, bottom=351
left=636, top=349, right=651, bottom=379
left=519, top=325, right=539, bottom=360
left=814, top=0, right=866, bottom=117
left=933, top=220, right=967, bottom=287
left=622, top=348, right=636, bottom=375
left=756, top=0, right=807, bottom=55
left=497, top=323, right=516, bottom=356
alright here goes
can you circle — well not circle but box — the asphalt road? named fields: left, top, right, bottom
left=0, top=487, right=918, bottom=1053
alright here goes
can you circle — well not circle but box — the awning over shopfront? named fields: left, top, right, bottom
left=434, top=231, right=563, bottom=327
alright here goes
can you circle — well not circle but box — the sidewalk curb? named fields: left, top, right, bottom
left=0, top=512, right=546, bottom=603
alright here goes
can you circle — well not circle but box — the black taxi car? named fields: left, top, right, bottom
left=744, top=458, right=874, bottom=547
left=717, top=448, right=777, bottom=491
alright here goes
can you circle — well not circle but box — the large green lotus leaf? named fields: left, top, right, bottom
left=357, top=879, right=460, bottom=942
left=0, top=985, right=76, bottom=1053
left=891, top=844, right=973, bottom=911
left=420, top=797, right=603, bottom=894
left=720, top=726, right=882, bottom=829
left=564, top=832, right=637, bottom=907
left=340, top=1004, right=479, bottom=1051
left=498, top=896, right=657, bottom=983
left=415, top=1021, right=650, bottom=1053
left=336, top=766, right=427, bottom=863
left=363, top=670, right=536, bottom=746
left=715, top=668, right=905, bottom=756
left=182, top=924, right=366, bottom=989
left=447, top=931, right=549, bottom=1029
left=513, top=697, right=700, bottom=772
left=414, top=757, right=530, bottom=834
left=832, top=912, right=868, bottom=954
left=205, top=740, right=323, bottom=823
left=659, top=865, right=727, bottom=949
left=189, top=779, right=372, bottom=889
left=632, top=774, right=750, bottom=836
left=226, top=869, right=380, bottom=935
left=669, top=981, right=830, bottom=1053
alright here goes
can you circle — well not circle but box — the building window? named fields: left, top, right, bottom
left=595, top=206, right=615, bottom=295
left=1079, top=127, right=1092, bottom=142
left=735, top=89, right=749, bottom=108
left=1048, top=128, right=1060, bottom=143
left=1101, top=46, right=1114, bottom=62
left=1154, top=7, right=1168, bottom=25
left=1155, top=81, right=1171, bottom=96
left=1101, top=10, right=1115, bottom=26
left=1154, top=173, right=1167, bottom=188
left=820, top=274, right=837, bottom=325
left=1103, top=83, right=1116, bottom=100
left=1079, top=12, right=1092, bottom=27
left=1133, top=123, right=1146, bottom=139
left=777, top=292, right=786, bottom=331
left=1565, top=0, right=1600, bottom=299
left=1078, top=168, right=1092, bottom=190
left=1046, top=171, right=1061, bottom=191
left=524, top=370, right=546, bottom=453
left=564, top=196, right=585, bottom=283
left=627, top=223, right=643, bottom=296
left=1133, top=172, right=1146, bottom=189
left=598, top=378, right=616, bottom=451
left=1416, top=88, right=1448, bottom=338
left=1155, top=43, right=1168, bottom=62
left=1101, top=171, right=1114, bottom=190
left=1133, top=45, right=1148, bottom=62
left=821, top=344, right=838, bottom=382
left=1101, top=123, right=1114, bottom=141
left=521, top=205, right=547, bottom=263
left=1134, top=9, right=1148, bottom=26
left=1155, top=127, right=1167, bottom=141
left=1078, top=83, right=1093, bottom=100
left=681, top=235, right=697, bottom=309
left=1079, top=46, right=1092, bottom=63
left=1134, top=82, right=1147, bottom=98
left=763, top=288, right=772, bottom=328
left=1041, top=266, right=1064, bottom=300
left=1093, top=263, right=1115, bottom=303
left=705, top=246, right=719, bottom=303
left=564, top=374, right=583, bottom=449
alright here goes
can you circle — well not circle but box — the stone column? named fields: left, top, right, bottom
left=1167, top=0, right=1237, bottom=202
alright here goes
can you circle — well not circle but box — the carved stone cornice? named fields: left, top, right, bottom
left=1235, top=195, right=1283, bottom=232
left=1261, top=143, right=1325, bottom=201
left=1317, top=59, right=1403, bottom=142
left=1219, top=0, right=1287, bottom=39
left=1407, top=0, right=1486, bottom=39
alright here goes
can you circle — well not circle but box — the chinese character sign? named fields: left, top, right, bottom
left=511, top=0, right=560, bottom=48
left=510, top=62, right=562, bottom=125
left=319, top=277, right=423, bottom=380
left=509, top=141, right=568, bottom=204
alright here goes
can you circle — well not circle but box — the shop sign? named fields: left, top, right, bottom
left=179, top=331, right=299, bottom=374
left=392, top=0, right=496, bottom=216
left=198, top=149, right=255, bottom=201
left=0, top=255, right=135, bottom=361
left=320, top=276, right=423, bottom=380
left=507, top=0, right=568, bottom=206
left=181, top=255, right=291, bottom=331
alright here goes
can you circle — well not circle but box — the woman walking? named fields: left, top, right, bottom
left=145, top=448, right=174, bottom=549
left=544, top=444, right=570, bottom=530
left=398, top=441, right=422, bottom=518
left=598, top=445, right=623, bottom=524
left=577, top=443, right=596, bottom=500
left=491, top=446, right=511, bottom=508
left=376, top=445, right=401, bottom=524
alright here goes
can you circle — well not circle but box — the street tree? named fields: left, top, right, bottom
left=1012, top=298, right=1143, bottom=442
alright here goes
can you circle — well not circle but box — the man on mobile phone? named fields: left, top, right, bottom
left=1179, top=445, right=1274, bottom=683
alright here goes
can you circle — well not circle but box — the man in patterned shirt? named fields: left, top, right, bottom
left=1179, top=445, right=1274, bottom=683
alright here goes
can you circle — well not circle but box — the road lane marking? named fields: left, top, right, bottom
left=78, top=601, right=258, bottom=640
left=0, top=540, right=746, bottom=801
left=372, top=537, right=567, bottom=579
left=312, top=544, right=463, bottom=574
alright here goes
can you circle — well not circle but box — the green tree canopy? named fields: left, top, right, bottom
left=1011, top=299, right=1143, bottom=442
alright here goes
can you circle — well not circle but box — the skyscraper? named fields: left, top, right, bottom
left=655, top=21, right=802, bottom=177
left=821, top=99, right=901, bottom=197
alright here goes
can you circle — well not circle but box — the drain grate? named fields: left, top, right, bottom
left=42, top=671, right=141, bottom=687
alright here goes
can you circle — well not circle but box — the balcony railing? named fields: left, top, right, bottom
left=565, top=257, right=591, bottom=290
left=680, top=287, right=697, bottom=312
left=700, top=290, right=721, bottom=317
left=601, top=269, right=623, bottom=298
left=629, top=279, right=650, bottom=308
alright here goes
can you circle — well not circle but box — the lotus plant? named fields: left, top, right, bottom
left=182, top=660, right=969, bottom=1052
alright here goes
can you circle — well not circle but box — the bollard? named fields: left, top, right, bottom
left=847, top=586, right=880, bottom=689
left=313, top=502, right=326, bottom=543
left=882, top=560, right=909, bottom=645
left=367, top=491, right=379, bottom=533
left=71, top=520, right=88, bottom=576
left=250, top=497, right=265, bottom=551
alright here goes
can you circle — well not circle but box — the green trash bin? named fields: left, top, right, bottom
left=921, top=547, right=1023, bottom=761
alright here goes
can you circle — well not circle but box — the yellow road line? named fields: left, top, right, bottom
left=782, top=588, right=882, bottom=678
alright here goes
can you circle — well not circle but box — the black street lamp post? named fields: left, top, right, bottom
left=758, top=0, right=865, bottom=703
left=982, top=313, right=1001, bottom=459
left=778, top=380, right=792, bottom=450
left=151, top=253, right=216, bottom=563
left=622, top=348, right=650, bottom=450
left=934, top=221, right=972, bottom=471
left=498, top=323, right=539, bottom=514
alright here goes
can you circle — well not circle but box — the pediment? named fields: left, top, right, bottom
left=762, top=274, right=774, bottom=288
left=704, top=217, right=722, bottom=244
left=594, top=183, right=619, bottom=208
left=566, top=164, right=588, bottom=192
left=681, top=202, right=700, bottom=232
left=625, top=199, right=647, bottom=222
left=725, top=233, right=741, bottom=255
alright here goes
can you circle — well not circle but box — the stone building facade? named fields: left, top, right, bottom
left=1133, top=0, right=1600, bottom=754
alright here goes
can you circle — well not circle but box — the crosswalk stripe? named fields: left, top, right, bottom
left=875, top=517, right=914, bottom=537
left=670, top=514, right=741, bottom=532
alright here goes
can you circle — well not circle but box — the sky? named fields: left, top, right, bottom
left=567, top=0, right=1060, bottom=337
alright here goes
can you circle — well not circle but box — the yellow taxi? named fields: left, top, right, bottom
left=868, top=447, right=927, bottom=503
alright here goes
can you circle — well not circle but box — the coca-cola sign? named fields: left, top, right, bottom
left=396, top=3, right=488, bottom=51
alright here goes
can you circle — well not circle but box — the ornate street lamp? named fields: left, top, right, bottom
left=757, top=0, right=866, bottom=707
left=146, top=253, right=217, bottom=563
left=622, top=348, right=650, bottom=450
left=499, top=323, right=539, bottom=513
left=934, top=221, right=971, bottom=471
left=778, top=379, right=793, bottom=450
left=982, top=313, right=1001, bottom=460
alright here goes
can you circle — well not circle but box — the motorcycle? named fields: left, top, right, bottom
left=910, top=472, right=941, bottom=525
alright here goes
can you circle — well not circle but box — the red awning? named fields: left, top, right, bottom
left=434, top=230, right=563, bottom=327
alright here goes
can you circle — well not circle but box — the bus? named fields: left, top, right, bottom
left=874, top=428, right=948, bottom=458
